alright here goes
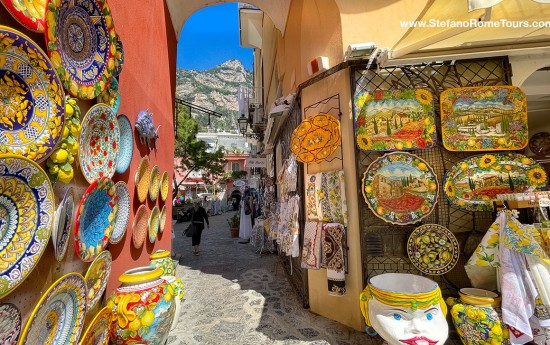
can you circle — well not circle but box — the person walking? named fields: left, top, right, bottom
left=191, top=201, right=209, bottom=255
left=238, top=188, right=253, bottom=244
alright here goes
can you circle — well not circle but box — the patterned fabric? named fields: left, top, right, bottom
left=280, top=196, right=300, bottom=257
left=465, top=219, right=500, bottom=290
left=305, top=175, right=319, bottom=220
left=287, top=155, right=298, bottom=193
left=326, top=171, right=347, bottom=226
left=323, top=223, right=346, bottom=296
left=301, top=222, right=323, bottom=269
left=306, top=170, right=348, bottom=226
left=502, top=214, right=547, bottom=258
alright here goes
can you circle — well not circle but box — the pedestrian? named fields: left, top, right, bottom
left=190, top=201, right=209, bottom=255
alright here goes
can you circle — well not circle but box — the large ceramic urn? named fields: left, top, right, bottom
left=149, top=249, right=176, bottom=276
left=163, top=275, right=185, bottom=331
left=107, top=266, right=176, bottom=345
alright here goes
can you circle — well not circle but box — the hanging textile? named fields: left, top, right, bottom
left=323, top=223, right=346, bottom=296
left=326, top=170, right=348, bottom=226
left=305, top=170, right=348, bottom=226
left=286, top=155, right=298, bottom=193
left=301, top=222, right=323, bottom=269
left=465, top=220, right=500, bottom=291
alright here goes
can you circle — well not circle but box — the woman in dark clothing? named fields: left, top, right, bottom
left=191, top=202, right=209, bottom=255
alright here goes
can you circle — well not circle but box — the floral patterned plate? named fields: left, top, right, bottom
left=84, top=250, right=112, bottom=311
left=159, top=171, right=169, bottom=201
left=79, top=104, right=120, bottom=184
left=148, top=206, right=160, bottom=243
left=133, top=205, right=149, bottom=248
left=115, top=114, right=133, bottom=174
left=407, top=224, right=460, bottom=275
left=52, top=187, right=74, bottom=262
left=97, top=78, right=120, bottom=113
left=44, top=0, right=116, bottom=99
left=0, top=0, right=46, bottom=32
left=0, top=154, right=54, bottom=299
left=135, top=156, right=150, bottom=203
left=159, top=205, right=167, bottom=233
left=74, top=177, right=118, bottom=262
left=361, top=152, right=438, bottom=225
left=444, top=153, right=548, bottom=212
left=290, top=114, right=341, bottom=163
left=18, top=273, right=87, bottom=345
left=149, top=165, right=160, bottom=202
left=110, top=181, right=130, bottom=244
left=0, top=303, right=21, bottom=344
left=79, top=306, right=112, bottom=345
left=112, top=34, right=124, bottom=77
left=0, top=26, right=65, bottom=162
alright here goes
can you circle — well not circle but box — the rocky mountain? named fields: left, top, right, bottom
left=175, top=59, right=252, bottom=131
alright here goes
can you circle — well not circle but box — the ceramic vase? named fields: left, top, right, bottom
left=107, top=266, right=176, bottom=345
left=163, top=275, right=185, bottom=331
left=149, top=249, right=176, bottom=276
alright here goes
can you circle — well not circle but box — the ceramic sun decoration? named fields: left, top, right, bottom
left=135, top=109, right=161, bottom=152
left=360, top=273, right=449, bottom=345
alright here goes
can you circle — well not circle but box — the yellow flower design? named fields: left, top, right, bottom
left=415, top=89, right=433, bottom=105
left=445, top=181, right=456, bottom=198
left=487, top=233, right=499, bottom=246
left=527, top=167, right=547, bottom=185
left=357, top=133, right=372, bottom=150
left=479, top=154, right=496, bottom=168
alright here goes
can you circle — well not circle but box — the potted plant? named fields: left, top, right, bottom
left=228, top=213, right=240, bottom=238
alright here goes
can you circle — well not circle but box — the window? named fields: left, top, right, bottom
left=231, top=162, right=240, bottom=171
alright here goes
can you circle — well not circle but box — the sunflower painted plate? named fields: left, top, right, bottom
left=0, top=26, right=65, bottom=162
left=0, top=0, right=46, bottom=32
left=18, top=273, right=87, bottom=345
left=362, top=152, right=439, bottom=225
left=79, top=306, right=112, bottom=345
left=132, top=205, right=149, bottom=248
left=407, top=224, right=460, bottom=275
left=0, top=303, right=21, bottom=345
left=159, top=205, right=167, bottom=233
left=52, top=187, right=74, bottom=262
left=79, top=104, right=120, bottom=184
left=159, top=171, right=169, bottom=201
left=110, top=181, right=130, bottom=244
left=149, top=165, right=160, bottom=202
left=74, top=177, right=118, bottom=262
left=444, top=153, right=548, bottom=212
left=135, top=156, right=150, bottom=203
left=112, top=34, right=124, bottom=77
left=84, top=250, right=112, bottom=311
left=290, top=114, right=341, bottom=163
left=148, top=206, right=160, bottom=243
left=0, top=154, right=54, bottom=299
left=115, top=114, right=133, bottom=174
left=44, top=0, right=116, bottom=99
left=97, top=77, right=120, bottom=113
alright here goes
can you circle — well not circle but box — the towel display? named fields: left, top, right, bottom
left=323, top=223, right=346, bottom=296
left=301, top=222, right=323, bottom=269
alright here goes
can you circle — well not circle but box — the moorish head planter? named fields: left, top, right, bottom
left=359, top=273, right=448, bottom=345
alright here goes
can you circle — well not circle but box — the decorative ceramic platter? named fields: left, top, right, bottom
left=79, top=104, right=120, bottom=184
left=444, top=153, right=548, bottom=212
left=529, top=132, right=550, bottom=157
left=159, top=205, right=166, bottom=233
left=0, top=303, right=21, bottom=345
left=440, top=86, right=528, bottom=151
left=407, top=224, right=460, bottom=275
left=354, top=89, right=436, bottom=151
left=290, top=114, right=341, bottom=163
left=148, top=206, right=160, bottom=243
left=52, top=187, right=74, bottom=262
left=97, top=78, right=120, bottom=113
left=112, top=34, right=124, bottom=77
left=149, top=165, right=160, bottom=201
left=160, top=171, right=169, bottom=201
left=132, top=205, right=149, bottom=248
left=0, top=26, right=65, bottom=162
left=362, top=152, right=439, bottom=225
left=18, top=273, right=87, bottom=345
left=0, top=0, right=46, bottom=32
left=44, top=0, right=116, bottom=99
left=79, top=306, right=111, bottom=345
left=74, top=177, right=118, bottom=262
left=84, top=250, right=112, bottom=311
left=115, top=114, right=133, bottom=174
left=110, top=181, right=130, bottom=244
left=0, top=154, right=54, bottom=299
left=135, top=156, right=150, bottom=203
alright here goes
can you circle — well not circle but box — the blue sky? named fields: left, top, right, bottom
left=177, top=3, right=253, bottom=71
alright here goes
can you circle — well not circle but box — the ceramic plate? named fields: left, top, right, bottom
left=0, top=26, right=65, bottom=162
left=44, top=0, right=116, bottom=99
left=290, top=114, right=341, bottom=163
left=79, top=306, right=111, bottom=345
left=135, top=156, right=150, bottom=203
left=444, top=153, right=548, bottom=212
left=84, top=250, right=112, bottom=311
left=159, top=205, right=167, bottom=233
left=0, top=154, right=54, bottom=299
left=148, top=206, right=160, bottom=243
left=0, top=303, right=21, bottom=345
left=529, top=132, right=550, bottom=157
left=133, top=205, right=149, bottom=248
left=407, top=224, right=460, bottom=275
left=440, top=86, right=528, bottom=151
left=74, top=177, right=118, bottom=262
left=0, top=1, right=46, bottom=32
left=160, top=171, right=169, bottom=201
left=18, top=273, right=86, bottom=345
left=361, top=152, right=439, bottom=225
left=110, top=181, right=130, bottom=244
left=149, top=165, right=160, bottom=201
left=115, top=114, right=133, bottom=174
left=97, top=78, right=120, bottom=113
left=79, top=104, right=120, bottom=184
left=112, top=34, right=124, bottom=77
left=52, top=187, right=74, bottom=262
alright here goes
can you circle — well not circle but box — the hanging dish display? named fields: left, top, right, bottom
left=112, top=34, right=124, bottom=77
left=18, top=273, right=87, bottom=345
left=110, top=181, right=130, bottom=244
left=159, top=171, right=169, bottom=201
left=52, top=187, right=74, bottom=262
left=444, top=153, right=548, bottom=212
left=0, top=154, right=54, bottom=299
left=84, top=250, right=112, bottom=311
left=115, top=114, right=133, bottom=174
left=440, top=86, right=528, bottom=151
left=133, top=205, right=149, bottom=248
left=290, top=114, right=341, bottom=163
left=149, top=206, right=160, bottom=243
left=44, top=0, right=116, bottom=99
left=78, top=306, right=111, bottom=345
left=97, top=77, right=120, bottom=113
left=79, top=104, right=120, bottom=184
left=354, top=89, right=436, bottom=151
left=407, top=224, right=460, bottom=275
left=159, top=205, right=167, bottom=233
left=0, top=27, right=65, bottom=163
left=529, top=132, right=550, bottom=157
left=0, top=303, right=21, bottom=345
left=74, top=177, right=118, bottom=262
left=0, top=0, right=46, bottom=32
left=135, top=156, right=151, bottom=203
left=362, top=152, right=439, bottom=225
left=149, top=165, right=160, bottom=201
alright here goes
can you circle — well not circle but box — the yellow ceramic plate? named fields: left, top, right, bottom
left=78, top=306, right=112, bottom=345
left=290, top=114, right=341, bottom=163
left=132, top=205, right=149, bottom=248
left=148, top=206, right=160, bottom=243
left=159, top=205, right=167, bottom=233
left=159, top=171, right=169, bottom=202
left=84, top=250, right=112, bottom=311
left=149, top=165, right=160, bottom=202
left=134, top=156, right=150, bottom=203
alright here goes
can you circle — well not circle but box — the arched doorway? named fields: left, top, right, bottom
left=230, top=189, right=242, bottom=210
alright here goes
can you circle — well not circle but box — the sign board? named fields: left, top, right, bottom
left=246, top=157, right=266, bottom=169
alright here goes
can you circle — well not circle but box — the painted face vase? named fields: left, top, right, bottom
left=360, top=273, right=449, bottom=345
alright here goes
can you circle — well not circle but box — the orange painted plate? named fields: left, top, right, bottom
left=290, top=114, right=341, bottom=163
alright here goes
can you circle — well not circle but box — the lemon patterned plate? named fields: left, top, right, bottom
left=133, top=205, right=149, bottom=248
left=97, top=77, right=120, bottom=113
left=0, top=154, right=54, bottom=299
left=0, top=302, right=21, bottom=344
left=18, top=273, right=87, bottom=345
left=135, top=156, right=150, bottom=203
left=79, top=306, right=112, bottom=345
left=84, top=250, right=112, bottom=311
left=148, top=206, right=160, bottom=243
left=0, top=0, right=46, bottom=32
left=407, top=224, right=459, bottom=275
left=159, top=205, right=167, bottom=233
left=0, top=26, right=65, bottom=162
left=110, top=181, right=130, bottom=244
left=159, top=171, right=169, bottom=201
left=52, top=187, right=74, bottom=262
left=149, top=165, right=160, bottom=202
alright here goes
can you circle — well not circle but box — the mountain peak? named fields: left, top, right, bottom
left=219, top=59, right=245, bottom=71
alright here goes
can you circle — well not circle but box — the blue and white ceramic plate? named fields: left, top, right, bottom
left=110, top=181, right=130, bottom=244
left=0, top=303, right=21, bottom=345
left=52, top=187, right=74, bottom=262
left=116, top=114, right=133, bottom=174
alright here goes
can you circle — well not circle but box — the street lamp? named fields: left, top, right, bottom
left=237, top=113, right=248, bottom=134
